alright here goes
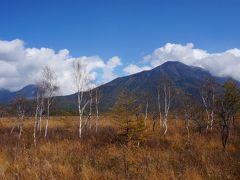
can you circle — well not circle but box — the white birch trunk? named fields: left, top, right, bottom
left=210, top=90, right=215, bottom=130
left=33, top=114, right=38, bottom=146
left=79, top=114, right=82, bottom=138
left=95, top=90, right=99, bottom=133
left=210, top=110, right=214, bottom=130
left=163, top=115, right=168, bottom=135
left=89, top=92, right=92, bottom=130
left=78, top=92, right=82, bottom=138
left=44, top=99, right=50, bottom=138
left=163, top=85, right=171, bottom=135
left=157, top=90, right=162, bottom=127
left=19, top=110, right=24, bottom=138
left=202, top=95, right=210, bottom=130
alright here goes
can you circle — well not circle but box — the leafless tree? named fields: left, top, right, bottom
left=156, top=85, right=162, bottom=127
left=85, top=89, right=93, bottom=131
left=95, top=88, right=100, bottom=133
left=33, top=85, right=45, bottom=145
left=191, top=104, right=206, bottom=135
left=200, top=78, right=217, bottom=130
left=72, top=60, right=90, bottom=138
left=143, top=92, right=149, bottom=127
left=180, top=92, right=194, bottom=140
left=161, top=77, right=174, bottom=135
left=39, top=66, right=59, bottom=138
left=37, top=85, right=45, bottom=131
left=11, top=97, right=28, bottom=138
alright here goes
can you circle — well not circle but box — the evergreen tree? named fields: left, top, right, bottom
left=112, top=90, right=145, bottom=146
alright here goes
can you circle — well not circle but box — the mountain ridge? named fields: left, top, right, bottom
left=54, top=61, right=235, bottom=112
left=0, top=84, right=36, bottom=104
left=0, top=62, right=236, bottom=112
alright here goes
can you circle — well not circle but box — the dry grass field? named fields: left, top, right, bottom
left=0, top=116, right=239, bottom=180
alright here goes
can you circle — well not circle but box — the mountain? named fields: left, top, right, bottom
left=0, top=61, right=234, bottom=112
left=0, top=85, right=36, bottom=104
left=55, top=61, right=232, bottom=112
left=0, top=88, right=12, bottom=103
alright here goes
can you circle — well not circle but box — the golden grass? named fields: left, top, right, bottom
left=0, top=116, right=239, bottom=179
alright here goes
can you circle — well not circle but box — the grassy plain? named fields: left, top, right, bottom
left=0, top=116, right=239, bottom=179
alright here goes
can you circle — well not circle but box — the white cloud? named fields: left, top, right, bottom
left=102, top=56, right=122, bottom=81
left=140, top=43, right=240, bottom=81
left=0, top=39, right=121, bottom=95
left=123, top=64, right=151, bottom=75
left=226, top=48, right=240, bottom=57
left=143, top=43, right=208, bottom=67
left=1, top=39, right=240, bottom=95
left=0, top=39, right=25, bottom=62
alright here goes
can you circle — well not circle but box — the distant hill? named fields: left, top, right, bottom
left=0, top=85, right=36, bottom=104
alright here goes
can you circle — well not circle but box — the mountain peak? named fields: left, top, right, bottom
left=151, top=61, right=188, bottom=70
left=161, top=61, right=185, bottom=66
left=152, top=61, right=191, bottom=74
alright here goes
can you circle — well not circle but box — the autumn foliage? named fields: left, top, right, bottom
left=0, top=115, right=239, bottom=179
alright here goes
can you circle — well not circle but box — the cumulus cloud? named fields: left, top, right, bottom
left=131, top=43, right=240, bottom=81
left=1, top=39, right=240, bottom=95
left=143, top=43, right=209, bottom=67
left=103, top=56, right=122, bottom=81
left=0, top=39, right=121, bottom=94
left=123, top=64, right=151, bottom=75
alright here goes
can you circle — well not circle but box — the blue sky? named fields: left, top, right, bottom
left=1, top=0, right=240, bottom=57
left=0, top=0, right=240, bottom=94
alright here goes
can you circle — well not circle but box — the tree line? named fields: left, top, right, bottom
left=113, top=77, right=240, bottom=151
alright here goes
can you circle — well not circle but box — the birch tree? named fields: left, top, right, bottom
left=143, top=92, right=149, bottom=127
left=200, top=78, right=217, bottom=130
left=161, top=77, right=174, bottom=135
left=72, top=60, right=90, bottom=138
left=37, top=84, right=45, bottom=132
left=33, top=84, right=45, bottom=145
left=11, top=97, right=28, bottom=138
left=40, top=66, right=59, bottom=138
left=156, top=84, right=162, bottom=127
left=87, top=89, right=93, bottom=130
left=180, top=92, right=194, bottom=140
left=95, top=88, right=100, bottom=133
